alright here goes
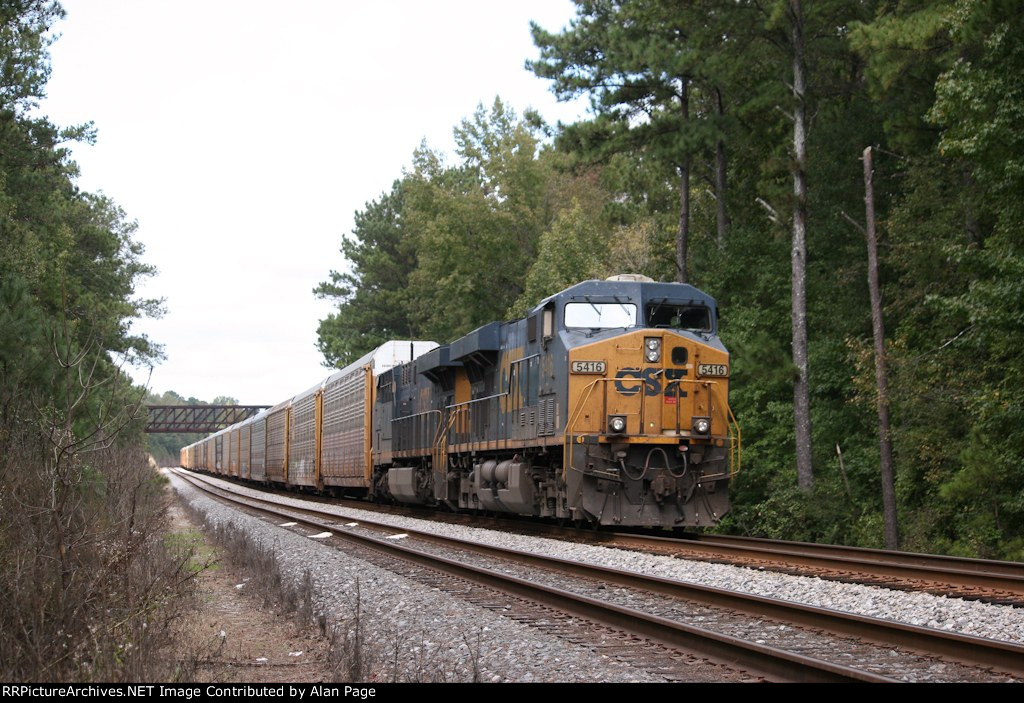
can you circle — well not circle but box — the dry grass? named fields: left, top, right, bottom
left=180, top=500, right=489, bottom=683
left=0, top=445, right=203, bottom=682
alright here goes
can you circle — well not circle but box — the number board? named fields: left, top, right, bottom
left=571, top=360, right=607, bottom=374
left=697, top=363, right=729, bottom=377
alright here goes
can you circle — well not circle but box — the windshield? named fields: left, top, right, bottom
left=565, top=302, right=637, bottom=329
left=646, top=302, right=712, bottom=332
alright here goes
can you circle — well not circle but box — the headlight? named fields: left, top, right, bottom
left=692, top=417, right=711, bottom=435
left=608, top=415, right=627, bottom=434
left=644, top=337, right=661, bottom=362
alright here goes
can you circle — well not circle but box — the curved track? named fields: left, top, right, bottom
left=171, top=468, right=1024, bottom=683
left=263, top=486, right=1024, bottom=606
left=603, top=532, right=1024, bottom=605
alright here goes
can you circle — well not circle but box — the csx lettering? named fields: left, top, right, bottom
left=664, top=368, right=688, bottom=398
left=614, top=368, right=688, bottom=397
left=642, top=367, right=661, bottom=396
left=614, top=368, right=643, bottom=396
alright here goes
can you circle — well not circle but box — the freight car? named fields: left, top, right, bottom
left=181, top=275, right=739, bottom=528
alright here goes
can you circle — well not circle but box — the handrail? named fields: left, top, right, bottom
left=391, top=408, right=441, bottom=453
left=443, top=393, right=510, bottom=446
left=563, top=376, right=741, bottom=479
left=433, top=406, right=461, bottom=450
left=727, top=402, right=742, bottom=478
left=393, top=408, right=442, bottom=423
left=447, top=392, right=509, bottom=410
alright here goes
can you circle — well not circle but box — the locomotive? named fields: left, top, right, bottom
left=181, top=275, right=738, bottom=528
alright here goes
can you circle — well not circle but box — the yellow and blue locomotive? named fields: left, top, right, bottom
left=182, top=275, right=738, bottom=528
left=377, top=274, right=736, bottom=527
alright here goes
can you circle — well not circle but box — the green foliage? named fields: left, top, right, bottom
left=529, top=0, right=756, bottom=279
left=0, top=0, right=64, bottom=112
left=842, top=0, right=1024, bottom=558
left=314, top=179, right=418, bottom=367
left=2, top=0, right=158, bottom=458
left=315, top=0, right=1024, bottom=559
left=529, top=0, right=743, bottom=162
left=405, top=99, right=553, bottom=342
left=0, top=5, right=195, bottom=681
left=316, top=98, right=609, bottom=362
left=0, top=273, right=47, bottom=403
left=512, top=199, right=610, bottom=315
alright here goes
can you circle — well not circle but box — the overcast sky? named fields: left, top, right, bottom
left=40, top=0, right=587, bottom=406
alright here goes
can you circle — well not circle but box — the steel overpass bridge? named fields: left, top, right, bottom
left=145, top=405, right=269, bottom=434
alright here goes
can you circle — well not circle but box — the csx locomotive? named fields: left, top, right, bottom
left=181, top=275, right=738, bottom=527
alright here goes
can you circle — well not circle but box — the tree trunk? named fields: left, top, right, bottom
left=961, top=169, right=982, bottom=247
left=863, top=146, right=899, bottom=549
left=714, top=87, right=730, bottom=247
left=790, top=0, right=814, bottom=491
left=677, top=77, right=690, bottom=284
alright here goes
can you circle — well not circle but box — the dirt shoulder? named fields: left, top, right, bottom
left=168, top=500, right=334, bottom=683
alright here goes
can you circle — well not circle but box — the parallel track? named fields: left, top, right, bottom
left=280, top=489, right=1024, bottom=606
left=172, top=469, right=1024, bottom=682
left=628, top=532, right=1024, bottom=605
left=177, top=469, right=1024, bottom=604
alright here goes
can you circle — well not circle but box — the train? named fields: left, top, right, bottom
left=180, top=274, right=739, bottom=528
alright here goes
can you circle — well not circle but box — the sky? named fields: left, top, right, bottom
left=40, top=0, right=588, bottom=406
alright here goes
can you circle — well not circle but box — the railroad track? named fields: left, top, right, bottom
left=610, top=532, right=1024, bottom=606
left=252, top=485, right=1023, bottom=606
left=195, top=470, right=1024, bottom=606
left=235, top=480, right=1024, bottom=606
left=170, top=468, right=1024, bottom=683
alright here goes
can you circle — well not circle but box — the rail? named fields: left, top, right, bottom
left=172, top=469, right=1024, bottom=682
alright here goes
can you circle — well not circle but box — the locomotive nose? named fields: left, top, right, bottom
left=566, top=327, right=735, bottom=526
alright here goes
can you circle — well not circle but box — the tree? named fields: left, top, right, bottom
left=738, top=0, right=882, bottom=494
left=783, top=0, right=814, bottom=491
left=513, top=199, right=609, bottom=314
left=0, top=0, right=64, bottom=113
left=314, top=179, right=418, bottom=367
left=317, top=99, right=572, bottom=356
left=529, top=0, right=744, bottom=282
left=1, top=0, right=161, bottom=475
left=925, top=0, right=1024, bottom=557
left=860, top=146, right=899, bottom=549
left=405, top=99, right=555, bottom=341
left=846, top=0, right=1024, bottom=556
left=0, top=4, right=197, bottom=680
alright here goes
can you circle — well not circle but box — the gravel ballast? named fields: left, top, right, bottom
left=169, top=472, right=706, bottom=682
left=183, top=471, right=1024, bottom=646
